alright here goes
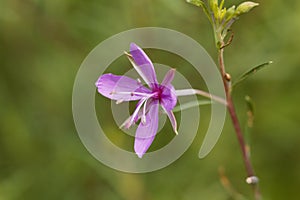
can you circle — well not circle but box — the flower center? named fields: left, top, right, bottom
left=151, top=84, right=168, bottom=102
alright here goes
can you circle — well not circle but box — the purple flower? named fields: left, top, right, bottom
left=96, top=43, right=178, bottom=158
left=96, top=43, right=226, bottom=158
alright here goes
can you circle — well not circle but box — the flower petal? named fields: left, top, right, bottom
left=161, top=68, right=176, bottom=86
left=162, top=106, right=178, bottom=135
left=160, top=84, right=177, bottom=111
left=96, top=73, right=150, bottom=101
left=130, top=43, right=158, bottom=86
left=134, top=100, right=159, bottom=158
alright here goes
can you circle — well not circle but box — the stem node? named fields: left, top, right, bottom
left=246, top=176, right=259, bottom=185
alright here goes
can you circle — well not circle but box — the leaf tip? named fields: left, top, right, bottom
left=186, top=0, right=204, bottom=7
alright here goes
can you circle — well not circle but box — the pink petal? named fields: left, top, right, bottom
left=96, top=73, right=150, bottom=101
left=134, top=100, right=159, bottom=158
left=160, top=84, right=177, bottom=111
left=130, top=43, right=158, bottom=87
left=162, top=106, right=178, bottom=135
left=161, top=68, right=176, bottom=86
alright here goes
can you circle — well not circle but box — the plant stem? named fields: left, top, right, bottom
left=218, top=47, right=261, bottom=200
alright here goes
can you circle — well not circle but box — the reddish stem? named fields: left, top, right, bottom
left=218, top=48, right=261, bottom=200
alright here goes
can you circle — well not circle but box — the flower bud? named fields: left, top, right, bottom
left=225, top=5, right=236, bottom=20
left=209, top=0, right=219, bottom=14
left=236, top=1, right=259, bottom=15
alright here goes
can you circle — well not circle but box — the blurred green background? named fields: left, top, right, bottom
left=1, top=0, right=300, bottom=199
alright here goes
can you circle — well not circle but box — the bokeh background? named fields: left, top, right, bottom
left=1, top=0, right=300, bottom=199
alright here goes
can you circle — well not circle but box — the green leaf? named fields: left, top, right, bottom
left=173, top=100, right=211, bottom=113
left=186, top=0, right=212, bottom=24
left=232, top=61, right=273, bottom=87
left=220, top=0, right=225, bottom=9
left=186, top=0, right=204, bottom=7
left=209, top=0, right=219, bottom=13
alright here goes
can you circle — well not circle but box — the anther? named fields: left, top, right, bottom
left=109, top=91, right=115, bottom=95
left=124, top=51, right=133, bottom=58
left=116, top=99, right=124, bottom=104
left=141, top=115, right=146, bottom=125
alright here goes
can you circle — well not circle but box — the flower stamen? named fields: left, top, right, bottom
left=141, top=98, right=149, bottom=125
left=110, top=91, right=152, bottom=98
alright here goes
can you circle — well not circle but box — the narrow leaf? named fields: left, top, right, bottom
left=173, top=100, right=211, bottom=113
left=219, top=0, right=225, bottom=10
left=186, top=0, right=212, bottom=24
left=186, top=0, right=204, bottom=7
left=232, top=61, right=273, bottom=87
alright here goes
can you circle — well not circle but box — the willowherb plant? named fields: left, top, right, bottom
left=95, top=0, right=270, bottom=199
left=186, top=0, right=272, bottom=199
left=96, top=43, right=226, bottom=158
